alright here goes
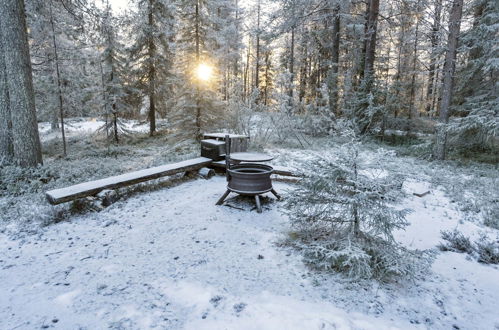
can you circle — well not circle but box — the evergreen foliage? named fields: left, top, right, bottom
left=128, top=0, right=176, bottom=136
left=98, top=2, right=131, bottom=143
left=284, top=137, right=421, bottom=280
left=450, top=0, right=498, bottom=153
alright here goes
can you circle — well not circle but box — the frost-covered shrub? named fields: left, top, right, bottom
left=284, top=139, right=422, bottom=280
left=483, top=204, right=499, bottom=230
left=439, top=230, right=499, bottom=265
left=438, top=230, right=474, bottom=254
left=475, top=236, right=499, bottom=265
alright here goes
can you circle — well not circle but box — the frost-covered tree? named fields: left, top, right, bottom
left=98, top=1, right=130, bottom=143
left=284, top=137, right=420, bottom=280
left=170, top=0, right=236, bottom=139
left=434, top=0, right=464, bottom=160
left=450, top=0, right=498, bottom=153
left=129, top=0, right=175, bottom=136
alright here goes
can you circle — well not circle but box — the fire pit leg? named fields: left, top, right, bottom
left=270, top=188, right=281, bottom=200
left=255, top=195, right=262, bottom=213
left=216, top=190, right=231, bottom=205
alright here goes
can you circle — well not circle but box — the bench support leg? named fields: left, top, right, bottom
left=216, top=190, right=231, bottom=205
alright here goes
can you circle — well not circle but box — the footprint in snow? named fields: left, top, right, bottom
left=233, top=302, right=247, bottom=314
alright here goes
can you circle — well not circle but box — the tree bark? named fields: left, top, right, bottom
left=287, top=26, right=295, bottom=112
left=49, top=0, right=67, bottom=156
left=0, top=0, right=43, bottom=167
left=363, top=0, right=380, bottom=91
left=194, top=0, right=201, bottom=139
left=328, top=2, right=340, bottom=116
left=0, top=35, right=13, bottom=163
left=408, top=0, right=421, bottom=122
left=148, top=0, right=156, bottom=137
left=255, top=0, right=261, bottom=93
left=425, top=0, right=443, bottom=114
left=434, top=0, right=463, bottom=160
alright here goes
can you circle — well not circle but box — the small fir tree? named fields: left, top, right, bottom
left=284, top=136, right=422, bottom=280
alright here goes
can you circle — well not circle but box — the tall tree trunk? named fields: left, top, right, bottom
left=328, top=2, right=340, bottom=116
left=255, top=0, right=261, bottom=94
left=434, top=0, right=464, bottom=160
left=408, top=0, right=421, bottom=123
left=0, top=36, right=13, bottom=163
left=263, top=50, right=270, bottom=106
left=113, top=109, right=118, bottom=143
left=49, top=0, right=67, bottom=156
left=148, top=0, right=156, bottom=137
left=287, top=26, right=295, bottom=112
left=425, top=0, right=443, bottom=114
left=98, top=60, right=109, bottom=140
left=194, top=0, right=201, bottom=139
left=243, top=41, right=250, bottom=102
left=233, top=0, right=240, bottom=77
left=363, top=0, right=380, bottom=92
left=0, top=0, right=43, bottom=167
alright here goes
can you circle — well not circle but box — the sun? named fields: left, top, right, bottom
left=196, top=63, right=213, bottom=81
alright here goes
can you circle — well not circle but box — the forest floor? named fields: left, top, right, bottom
left=1, top=118, right=498, bottom=329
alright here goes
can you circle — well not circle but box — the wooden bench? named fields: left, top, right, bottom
left=45, top=157, right=212, bottom=205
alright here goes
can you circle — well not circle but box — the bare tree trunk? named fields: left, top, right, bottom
left=363, top=0, right=380, bottom=91
left=195, top=0, right=201, bottom=139
left=408, top=0, right=421, bottom=124
left=425, top=0, right=443, bottom=114
left=255, top=0, right=261, bottom=94
left=263, top=50, right=270, bottom=106
left=0, top=36, right=13, bottom=163
left=234, top=0, right=240, bottom=77
left=434, top=0, right=463, bottom=160
left=0, top=0, right=43, bottom=167
left=148, top=0, right=156, bottom=137
left=113, top=109, right=118, bottom=143
left=328, top=2, right=340, bottom=116
left=243, top=41, right=250, bottom=102
left=49, top=0, right=67, bottom=157
left=287, top=26, right=295, bottom=112
left=98, top=60, right=109, bottom=140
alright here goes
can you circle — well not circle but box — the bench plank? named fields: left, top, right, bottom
left=46, top=157, right=213, bottom=205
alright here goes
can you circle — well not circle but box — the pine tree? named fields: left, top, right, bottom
left=129, top=0, right=175, bottom=137
left=98, top=1, right=130, bottom=143
left=450, top=0, right=498, bottom=152
left=434, top=0, right=464, bottom=160
left=0, top=0, right=43, bottom=167
left=0, top=36, right=13, bottom=163
left=170, top=0, right=235, bottom=140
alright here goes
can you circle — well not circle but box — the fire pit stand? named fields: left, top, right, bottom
left=215, top=136, right=280, bottom=213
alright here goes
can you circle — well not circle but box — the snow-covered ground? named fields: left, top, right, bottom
left=38, top=118, right=150, bottom=141
left=1, top=173, right=499, bottom=329
left=1, top=119, right=498, bottom=329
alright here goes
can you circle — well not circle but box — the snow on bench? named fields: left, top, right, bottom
left=46, top=157, right=213, bottom=205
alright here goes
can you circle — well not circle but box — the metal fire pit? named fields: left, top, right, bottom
left=216, top=163, right=280, bottom=213
left=228, top=163, right=273, bottom=194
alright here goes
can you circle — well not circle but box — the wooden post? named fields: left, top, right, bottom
left=225, top=134, right=231, bottom=181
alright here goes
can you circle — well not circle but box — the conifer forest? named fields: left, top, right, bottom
left=0, top=0, right=498, bottom=329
